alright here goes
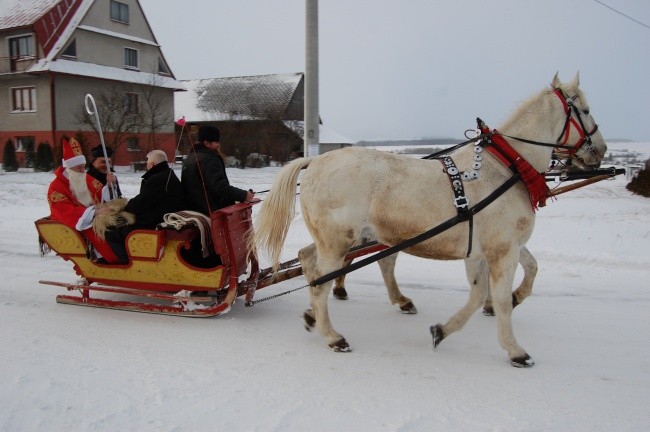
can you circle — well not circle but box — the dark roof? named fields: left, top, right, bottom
left=176, top=73, right=304, bottom=122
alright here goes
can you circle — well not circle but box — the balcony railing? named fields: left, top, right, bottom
left=0, top=56, right=38, bottom=74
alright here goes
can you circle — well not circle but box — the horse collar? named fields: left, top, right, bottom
left=478, top=120, right=549, bottom=211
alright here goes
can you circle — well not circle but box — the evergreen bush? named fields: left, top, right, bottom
left=35, top=142, right=55, bottom=172
left=626, top=163, right=650, bottom=198
left=3, top=140, right=19, bottom=172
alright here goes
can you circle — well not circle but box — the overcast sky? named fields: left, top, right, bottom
left=139, top=0, right=650, bottom=142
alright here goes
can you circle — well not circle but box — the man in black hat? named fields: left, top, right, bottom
left=87, top=145, right=122, bottom=198
left=181, top=125, right=254, bottom=215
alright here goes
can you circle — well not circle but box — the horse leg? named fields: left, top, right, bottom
left=332, top=259, right=351, bottom=300
left=430, top=257, right=489, bottom=347
left=487, top=251, right=534, bottom=367
left=512, top=246, right=538, bottom=308
left=299, top=244, right=350, bottom=352
left=482, top=246, right=538, bottom=316
left=299, top=244, right=318, bottom=332
left=377, top=253, right=416, bottom=314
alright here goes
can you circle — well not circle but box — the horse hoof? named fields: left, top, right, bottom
left=430, top=324, right=445, bottom=349
left=329, top=338, right=351, bottom=352
left=400, top=302, right=417, bottom=314
left=510, top=354, right=535, bottom=368
left=333, top=287, right=348, bottom=300
left=482, top=306, right=495, bottom=316
left=303, top=310, right=315, bottom=332
left=512, top=293, right=520, bottom=309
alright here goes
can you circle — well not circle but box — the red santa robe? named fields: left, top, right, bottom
left=47, top=166, right=120, bottom=263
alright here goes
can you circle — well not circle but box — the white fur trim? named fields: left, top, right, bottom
left=62, top=155, right=86, bottom=168
left=76, top=205, right=95, bottom=231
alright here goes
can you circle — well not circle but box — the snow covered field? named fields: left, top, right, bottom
left=1, top=142, right=649, bottom=431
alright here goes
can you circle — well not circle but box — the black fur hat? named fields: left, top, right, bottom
left=90, top=145, right=113, bottom=161
left=198, top=126, right=220, bottom=143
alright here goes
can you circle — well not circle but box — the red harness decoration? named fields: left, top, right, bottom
left=553, top=89, right=583, bottom=156
left=480, top=125, right=549, bottom=211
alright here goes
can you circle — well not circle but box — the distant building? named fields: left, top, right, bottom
left=0, top=0, right=184, bottom=168
left=175, top=72, right=353, bottom=165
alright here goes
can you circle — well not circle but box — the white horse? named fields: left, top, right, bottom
left=254, top=73, right=606, bottom=367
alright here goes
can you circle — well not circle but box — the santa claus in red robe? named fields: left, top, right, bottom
left=47, top=138, right=121, bottom=263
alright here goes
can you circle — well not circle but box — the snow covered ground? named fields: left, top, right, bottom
left=1, top=142, right=649, bottom=431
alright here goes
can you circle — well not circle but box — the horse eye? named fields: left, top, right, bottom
left=584, top=109, right=590, bottom=115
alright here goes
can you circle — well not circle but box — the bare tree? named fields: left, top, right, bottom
left=76, top=88, right=142, bottom=152
left=75, top=78, right=169, bottom=154
left=140, top=74, right=172, bottom=152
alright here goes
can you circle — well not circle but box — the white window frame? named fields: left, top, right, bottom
left=10, top=86, right=37, bottom=112
left=110, top=0, right=129, bottom=24
left=61, top=39, right=77, bottom=59
left=8, top=34, right=35, bottom=58
left=124, top=47, right=139, bottom=70
left=158, top=57, right=170, bottom=76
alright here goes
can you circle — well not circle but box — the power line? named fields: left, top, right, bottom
left=593, top=0, right=650, bottom=30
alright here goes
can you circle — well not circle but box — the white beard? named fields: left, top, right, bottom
left=66, top=168, right=95, bottom=207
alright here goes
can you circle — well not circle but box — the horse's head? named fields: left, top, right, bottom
left=551, top=73, right=607, bottom=169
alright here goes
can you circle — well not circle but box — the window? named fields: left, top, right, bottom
left=110, top=0, right=129, bottom=23
left=11, top=87, right=37, bottom=112
left=124, top=92, right=139, bottom=114
left=124, top=47, right=138, bottom=69
left=127, top=137, right=140, bottom=151
left=158, top=58, right=170, bottom=75
left=9, top=35, right=35, bottom=71
left=61, top=39, right=77, bottom=58
left=9, top=35, right=35, bottom=58
left=15, top=136, right=34, bottom=152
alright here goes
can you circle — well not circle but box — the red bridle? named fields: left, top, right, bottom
left=553, top=89, right=599, bottom=157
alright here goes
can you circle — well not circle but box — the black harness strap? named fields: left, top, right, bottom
left=439, top=155, right=473, bottom=257
left=309, top=173, right=521, bottom=287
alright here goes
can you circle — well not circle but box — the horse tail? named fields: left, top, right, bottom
left=253, top=157, right=313, bottom=270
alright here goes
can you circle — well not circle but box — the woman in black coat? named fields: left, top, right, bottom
left=181, top=126, right=254, bottom=215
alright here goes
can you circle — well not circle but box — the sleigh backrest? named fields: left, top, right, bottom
left=210, top=202, right=254, bottom=278
left=36, top=216, right=87, bottom=256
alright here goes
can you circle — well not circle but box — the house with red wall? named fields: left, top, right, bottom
left=0, top=0, right=184, bottom=168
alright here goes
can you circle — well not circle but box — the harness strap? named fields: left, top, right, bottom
left=439, top=155, right=473, bottom=257
left=308, top=174, right=521, bottom=287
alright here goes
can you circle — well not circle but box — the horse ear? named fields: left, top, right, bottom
left=551, top=72, right=561, bottom=89
left=568, top=72, right=580, bottom=90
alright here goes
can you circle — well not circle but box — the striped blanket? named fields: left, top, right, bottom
left=160, top=211, right=212, bottom=257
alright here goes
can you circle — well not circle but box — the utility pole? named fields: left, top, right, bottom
left=305, top=0, right=319, bottom=157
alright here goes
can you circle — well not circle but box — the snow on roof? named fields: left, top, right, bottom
left=0, top=0, right=60, bottom=29
left=77, top=24, right=159, bottom=47
left=283, top=120, right=355, bottom=145
left=175, top=73, right=303, bottom=122
left=30, top=58, right=185, bottom=90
